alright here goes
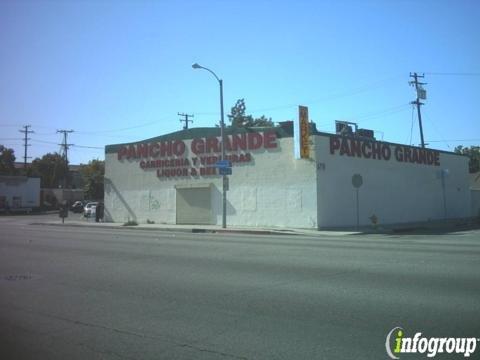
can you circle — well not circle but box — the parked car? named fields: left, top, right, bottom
left=83, top=202, right=98, bottom=217
left=70, top=201, right=85, bottom=213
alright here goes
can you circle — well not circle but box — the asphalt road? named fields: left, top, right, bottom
left=0, top=215, right=479, bottom=359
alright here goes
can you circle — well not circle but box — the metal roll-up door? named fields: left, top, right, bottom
left=175, top=184, right=213, bottom=225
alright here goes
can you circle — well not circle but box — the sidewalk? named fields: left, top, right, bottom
left=30, top=215, right=358, bottom=237
left=25, top=213, right=480, bottom=236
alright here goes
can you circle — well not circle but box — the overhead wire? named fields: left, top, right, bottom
left=72, top=145, right=103, bottom=149
left=354, top=103, right=411, bottom=122
left=30, top=139, right=59, bottom=145
left=424, top=72, right=480, bottom=76
left=9, top=73, right=470, bottom=155
left=422, top=114, right=452, bottom=149
left=30, top=138, right=103, bottom=150
left=252, top=75, right=405, bottom=115
left=427, top=139, right=480, bottom=143
left=75, top=117, right=170, bottom=135
left=1, top=74, right=404, bottom=140
left=196, top=74, right=405, bottom=116
left=335, top=103, right=411, bottom=125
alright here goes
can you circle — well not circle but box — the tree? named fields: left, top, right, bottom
left=29, top=153, right=68, bottom=188
left=0, top=145, right=17, bottom=175
left=227, top=99, right=274, bottom=128
left=454, top=145, right=480, bottom=173
left=80, top=159, right=104, bottom=200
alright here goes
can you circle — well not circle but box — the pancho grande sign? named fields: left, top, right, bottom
left=329, top=135, right=441, bottom=166
left=117, top=131, right=278, bottom=178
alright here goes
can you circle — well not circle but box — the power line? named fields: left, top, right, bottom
left=31, top=139, right=60, bottom=145
left=72, top=144, right=103, bottom=149
left=409, top=72, right=427, bottom=148
left=178, top=113, right=194, bottom=130
left=355, top=103, right=411, bottom=122
left=197, top=74, right=405, bottom=116
left=409, top=104, right=415, bottom=146
left=0, top=124, right=23, bottom=128
left=427, top=139, right=480, bottom=143
left=335, top=103, right=410, bottom=124
left=75, top=118, right=167, bottom=135
left=422, top=114, right=451, bottom=150
left=424, top=72, right=480, bottom=76
left=19, top=125, right=34, bottom=168
left=31, top=138, right=103, bottom=149
left=57, top=129, right=74, bottom=188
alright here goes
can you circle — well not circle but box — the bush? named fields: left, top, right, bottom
left=123, top=220, right=138, bottom=226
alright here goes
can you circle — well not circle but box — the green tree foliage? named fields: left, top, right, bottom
left=228, top=99, right=274, bottom=128
left=454, top=145, right=480, bottom=173
left=80, top=159, right=104, bottom=200
left=0, top=145, right=16, bottom=175
left=30, top=153, right=68, bottom=188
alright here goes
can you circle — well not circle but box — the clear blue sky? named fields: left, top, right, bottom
left=1, top=0, right=479, bottom=164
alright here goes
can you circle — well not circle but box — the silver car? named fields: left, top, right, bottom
left=83, top=202, right=98, bottom=217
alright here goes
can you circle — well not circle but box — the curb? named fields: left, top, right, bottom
left=29, top=222, right=299, bottom=236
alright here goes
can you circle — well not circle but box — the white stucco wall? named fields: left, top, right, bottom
left=225, top=138, right=317, bottom=228
left=104, top=130, right=470, bottom=229
left=313, top=135, right=471, bottom=228
left=0, top=177, right=40, bottom=209
left=471, top=190, right=480, bottom=218
left=104, top=134, right=318, bottom=228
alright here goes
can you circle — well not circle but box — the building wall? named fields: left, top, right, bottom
left=104, top=129, right=471, bottom=229
left=313, top=135, right=471, bottom=228
left=41, top=188, right=84, bottom=208
left=471, top=190, right=480, bottom=218
left=0, top=176, right=40, bottom=209
left=221, top=138, right=317, bottom=228
left=104, top=134, right=318, bottom=228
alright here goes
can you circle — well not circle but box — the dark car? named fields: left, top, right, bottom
left=70, top=201, right=85, bottom=213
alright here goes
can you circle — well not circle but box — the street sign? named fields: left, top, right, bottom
left=215, top=160, right=232, bottom=168
left=219, top=167, right=232, bottom=175
left=352, top=174, right=363, bottom=188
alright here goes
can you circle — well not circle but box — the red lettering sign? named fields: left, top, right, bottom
left=329, top=136, right=440, bottom=166
left=117, top=131, right=278, bottom=161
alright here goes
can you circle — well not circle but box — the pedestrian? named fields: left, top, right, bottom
left=95, top=202, right=104, bottom=223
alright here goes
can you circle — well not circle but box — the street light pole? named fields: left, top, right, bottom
left=192, top=63, right=227, bottom=228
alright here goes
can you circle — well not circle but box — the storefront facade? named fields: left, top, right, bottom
left=104, top=126, right=471, bottom=229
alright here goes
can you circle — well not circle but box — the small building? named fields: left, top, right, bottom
left=40, top=188, right=84, bottom=209
left=0, top=176, right=40, bottom=212
left=13, top=162, right=86, bottom=209
left=104, top=125, right=471, bottom=229
left=470, top=172, right=480, bottom=218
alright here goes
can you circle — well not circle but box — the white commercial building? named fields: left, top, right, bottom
left=0, top=176, right=40, bottom=212
left=104, top=125, right=471, bottom=229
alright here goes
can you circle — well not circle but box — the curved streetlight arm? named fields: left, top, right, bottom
left=192, top=63, right=221, bottom=83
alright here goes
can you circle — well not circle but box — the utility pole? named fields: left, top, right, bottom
left=178, top=113, right=194, bottom=130
left=19, top=125, right=34, bottom=169
left=57, top=129, right=74, bottom=188
left=409, top=72, right=427, bottom=148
